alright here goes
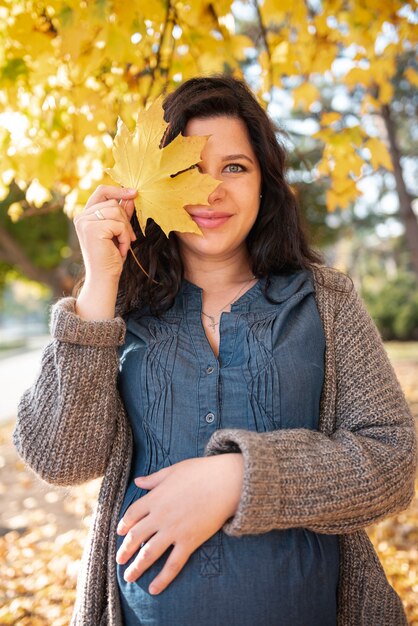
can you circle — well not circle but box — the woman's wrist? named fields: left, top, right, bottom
left=75, top=277, right=120, bottom=320
left=219, top=453, right=244, bottom=519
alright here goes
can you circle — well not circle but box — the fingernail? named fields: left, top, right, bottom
left=149, top=585, right=158, bottom=594
left=127, top=188, right=136, bottom=193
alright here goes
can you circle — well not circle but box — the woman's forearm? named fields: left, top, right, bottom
left=75, top=277, right=119, bottom=320
left=13, top=298, right=127, bottom=486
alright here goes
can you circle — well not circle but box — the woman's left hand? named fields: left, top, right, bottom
left=116, top=453, right=244, bottom=594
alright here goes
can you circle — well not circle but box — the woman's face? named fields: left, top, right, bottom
left=176, top=115, right=262, bottom=264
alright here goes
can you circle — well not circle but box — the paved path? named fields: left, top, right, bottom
left=0, top=337, right=50, bottom=423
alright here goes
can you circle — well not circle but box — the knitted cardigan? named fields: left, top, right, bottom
left=14, top=266, right=416, bottom=626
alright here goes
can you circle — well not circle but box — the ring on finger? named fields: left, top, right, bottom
left=94, top=209, right=105, bottom=220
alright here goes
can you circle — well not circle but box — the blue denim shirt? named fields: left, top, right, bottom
left=116, top=270, right=339, bottom=626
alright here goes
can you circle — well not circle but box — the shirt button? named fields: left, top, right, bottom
left=206, top=366, right=214, bottom=374
left=205, top=412, right=215, bottom=424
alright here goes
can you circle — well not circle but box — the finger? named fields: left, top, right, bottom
left=148, top=544, right=189, bottom=595
left=119, top=197, right=137, bottom=223
left=123, top=533, right=173, bottom=584
left=134, top=467, right=170, bottom=490
left=74, top=200, right=122, bottom=225
left=100, top=201, right=137, bottom=241
left=83, top=199, right=131, bottom=218
left=117, top=497, right=149, bottom=536
left=96, top=219, right=133, bottom=259
left=114, top=222, right=136, bottom=259
left=85, top=185, right=137, bottom=210
left=119, top=198, right=137, bottom=242
left=76, top=205, right=137, bottom=244
left=119, top=236, right=132, bottom=260
left=116, top=522, right=154, bottom=565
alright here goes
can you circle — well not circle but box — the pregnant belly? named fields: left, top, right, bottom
left=116, top=528, right=339, bottom=626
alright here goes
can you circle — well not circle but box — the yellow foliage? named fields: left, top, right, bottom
left=106, top=98, right=219, bottom=236
left=360, top=93, right=381, bottom=113
left=320, top=112, right=342, bottom=126
left=229, top=35, right=254, bottom=61
left=25, top=180, right=52, bottom=208
left=292, top=82, right=320, bottom=110
left=0, top=180, right=8, bottom=202
left=310, top=40, right=339, bottom=73
left=7, top=202, right=24, bottom=222
left=344, top=67, right=371, bottom=89
left=378, top=80, right=394, bottom=105
left=326, top=182, right=361, bottom=212
left=271, top=41, right=289, bottom=65
left=0, top=0, right=414, bottom=218
left=404, top=67, right=418, bottom=88
left=7, top=11, right=54, bottom=59
left=262, top=0, right=294, bottom=20
left=365, top=138, right=393, bottom=171
left=63, top=187, right=94, bottom=219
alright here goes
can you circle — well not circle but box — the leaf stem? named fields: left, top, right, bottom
left=129, top=246, right=160, bottom=284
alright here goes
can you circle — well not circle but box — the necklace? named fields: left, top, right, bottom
left=202, top=276, right=256, bottom=332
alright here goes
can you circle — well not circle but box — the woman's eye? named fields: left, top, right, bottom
left=225, top=163, right=244, bottom=173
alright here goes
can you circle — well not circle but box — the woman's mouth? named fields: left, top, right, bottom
left=189, top=211, right=232, bottom=229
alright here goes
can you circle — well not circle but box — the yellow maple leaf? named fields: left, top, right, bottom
left=320, top=112, right=342, bottom=126
left=271, top=41, right=289, bottom=64
left=292, top=82, right=320, bottom=110
left=106, top=97, right=220, bottom=237
left=326, top=180, right=360, bottom=212
left=366, top=138, right=393, bottom=171
left=404, top=67, right=418, bottom=88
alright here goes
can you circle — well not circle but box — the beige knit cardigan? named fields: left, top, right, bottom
left=14, top=267, right=417, bottom=626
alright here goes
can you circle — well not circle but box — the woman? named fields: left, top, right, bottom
left=14, top=76, right=416, bottom=625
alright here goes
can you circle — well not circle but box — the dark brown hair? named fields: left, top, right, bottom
left=118, top=75, right=322, bottom=314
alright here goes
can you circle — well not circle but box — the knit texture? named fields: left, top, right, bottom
left=13, top=267, right=416, bottom=626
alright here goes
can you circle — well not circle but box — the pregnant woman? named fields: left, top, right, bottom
left=15, top=75, right=416, bottom=625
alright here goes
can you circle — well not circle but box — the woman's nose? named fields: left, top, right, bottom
left=208, top=181, right=225, bottom=204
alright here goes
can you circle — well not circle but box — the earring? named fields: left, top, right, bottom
left=260, top=194, right=263, bottom=199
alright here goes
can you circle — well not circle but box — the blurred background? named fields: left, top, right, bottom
left=0, top=0, right=417, bottom=624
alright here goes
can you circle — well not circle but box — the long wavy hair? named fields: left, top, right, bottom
left=117, top=75, right=323, bottom=315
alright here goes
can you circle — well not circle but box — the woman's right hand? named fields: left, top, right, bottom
left=74, top=185, right=137, bottom=280
left=73, top=185, right=138, bottom=320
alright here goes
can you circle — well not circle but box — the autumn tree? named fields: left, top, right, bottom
left=0, top=0, right=416, bottom=293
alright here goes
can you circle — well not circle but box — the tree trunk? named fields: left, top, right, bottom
left=0, top=224, right=77, bottom=299
left=381, top=103, right=418, bottom=279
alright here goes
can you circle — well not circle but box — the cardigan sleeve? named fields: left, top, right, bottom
left=13, top=297, right=127, bottom=487
left=204, top=280, right=417, bottom=536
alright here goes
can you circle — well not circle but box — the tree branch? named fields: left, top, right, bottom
left=253, top=0, right=273, bottom=92
left=144, top=0, right=176, bottom=103
left=0, top=224, right=54, bottom=288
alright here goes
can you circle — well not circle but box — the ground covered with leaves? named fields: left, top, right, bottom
left=1, top=345, right=417, bottom=625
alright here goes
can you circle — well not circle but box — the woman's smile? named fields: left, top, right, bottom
left=189, top=210, right=233, bottom=229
